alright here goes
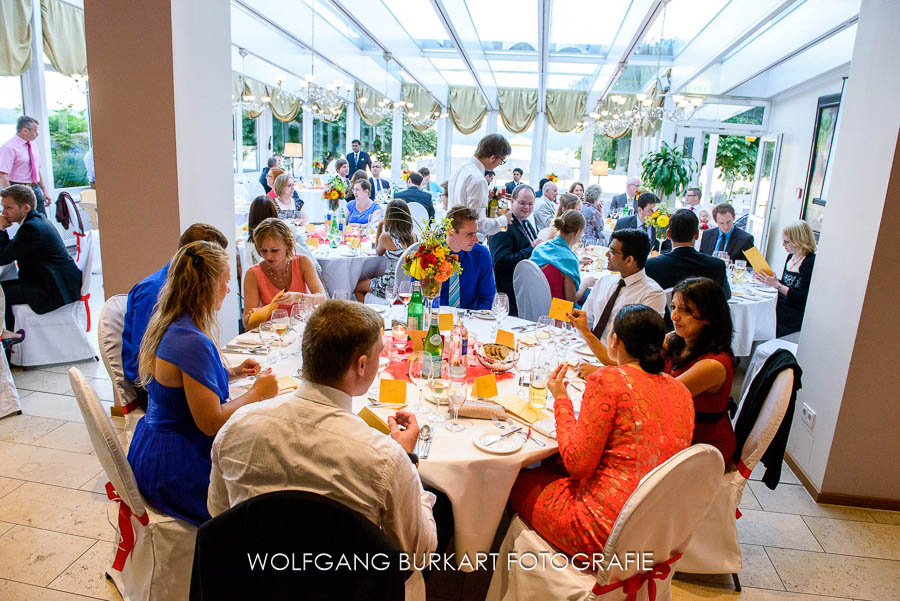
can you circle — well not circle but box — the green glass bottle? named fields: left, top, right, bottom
left=407, top=281, right=424, bottom=331
left=423, top=307, right=443, bottom=377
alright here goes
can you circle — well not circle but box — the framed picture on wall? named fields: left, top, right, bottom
left=801, top=92, right=842, bottom=235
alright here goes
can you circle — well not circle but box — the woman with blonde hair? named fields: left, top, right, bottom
left=354, top=199, right=417, bottom=301
left=242, top=218, right=325, bottom=327
left=272, top=173, right=306, bottom=221
left=530, top=209, right=596, bottom=305
left=265, top=167, right=286, bottom=199
left=538, top=192, right=582, bottom=242
left=756, top=219, right=817, bottom=337
left=127, top=241, right=279, bottom=525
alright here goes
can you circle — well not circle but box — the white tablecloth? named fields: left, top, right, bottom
left=309, top=246, right=387, bottom=296
left=728, top=282, right=777, bottom=356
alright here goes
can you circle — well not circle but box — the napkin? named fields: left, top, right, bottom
left=531, top=416, right=557, bottom=439
left=277, top=376, right=300, bottom=394
left=246, top=290, right=285, bottom=329
left=495, top=394, right=551, bottom=424
left=231, top=331, right=263, bottom=346
left=458, top=400, right=506, bottom=420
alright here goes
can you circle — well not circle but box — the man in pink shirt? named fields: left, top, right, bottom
left=0, top=116, right=50, bottom=216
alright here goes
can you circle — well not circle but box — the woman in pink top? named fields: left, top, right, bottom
left=242, top=218, right=324, bottom=327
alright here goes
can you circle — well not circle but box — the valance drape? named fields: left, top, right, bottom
left=1, top=0, right=33, bottom=76
left=242, top=78, right=268, bottom=118
left=41, top=0, right=86, bottom=76
left=449, top=86, right=487, bottom=135
left=498, top=87, right=537, bottom=133
left=355, top=82, right=387, bottom=126
left=545, top=89, right=587, bottom=133
left=269, top=88, right=301, bottom=122
left=402, top=83, right=441, bottom=132
left=232, top=73, right=245, bottom=103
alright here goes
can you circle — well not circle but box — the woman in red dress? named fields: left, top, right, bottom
left=665, top=277, right=737, bottom=464
left=509, top=305, right=694, bottom=556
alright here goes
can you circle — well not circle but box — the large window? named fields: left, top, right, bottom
left=0, top=77, right=23, bottom=142
left=494, top=114, right=534, bottom=188
left=546, top=126, right=585, bottom=192
left=241, top=109, right=258, bottom=172
left=44, top=68, right=91, bottom=188
left=272, top=111, right=302, bottom=156
left=312, top=109, right=347, bottom=174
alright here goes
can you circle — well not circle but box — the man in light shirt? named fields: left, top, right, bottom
left=569, top=228, right=666, bottom=371
left=448, top=133, right=512, bottom=237
left=0, top=116, right=51, bottom=216
left=532, top=180, right=559, bottom=231
left=208, top=300, right=437, bottom=599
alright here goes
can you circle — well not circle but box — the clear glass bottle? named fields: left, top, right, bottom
left=448, top=316, right=468, bottom=379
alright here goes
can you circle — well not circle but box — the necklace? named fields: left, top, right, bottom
left=263, top=259, right=290, bottom=284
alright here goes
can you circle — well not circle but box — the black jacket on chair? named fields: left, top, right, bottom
left=488, top=217, right=536, bottom=317
left=190, top=490, right=410, bottom=601
left=645, top=246, right=731, bottom=300
left=0, top=210, right=82, bottom=314
left=613, top=215, right=672, bottom=253
left=394, top=187, right=435, bottom=221
left=347, top=151, right=372, bottom=176
left=700, top=226, right=755, bottom=262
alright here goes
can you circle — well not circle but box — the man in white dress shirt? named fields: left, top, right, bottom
left=208, top=300, right=437, bottom=599
left=570, top=228, right=666, bottom=370
left=448, top=133, right=512, bottom=237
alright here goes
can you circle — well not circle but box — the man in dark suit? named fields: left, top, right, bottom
left=346, top=139, right=372, bottom=177
left=259, top=154, right=280, bottom=194
left=700, top=202, right=754, bottom=262
left=505, top=167, right=523, bottom=195
left=488, top=184, right=539, bottom=317
left=613, top=192, right=671, bottom=253
left=368, top=160, right=390, bottom=197
left=609, top=176, right=641, bottom=213
left=0, top=185, right=82, bottom=330
left=645, top=209, right=730, bottom=300
left=394, top=172, right=435, bottom=221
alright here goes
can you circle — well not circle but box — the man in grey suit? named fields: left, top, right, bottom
left=609, top=176, right=641, bottom=213
left=532, top=180, right=558, bottom=231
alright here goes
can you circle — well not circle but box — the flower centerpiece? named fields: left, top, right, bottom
left=312, top=159, right=325, bottom=174
left=403, top=218, right=462, bottom=306
left=644, top=204, right=671, bottom=243
left=545, top=173, right=559, bottom=183
left=322, top=175, right=347, bottom=212
left=401, top=169, right=411, bottom=182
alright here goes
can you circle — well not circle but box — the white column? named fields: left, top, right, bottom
left=628, top=133, right=642, bottom=177
left=232, top=105, right=242, bottom=176
left=579, top=123, right=593, bottom=183
left=257, top=105, right=273, bottom=162
left=702, top=133, right=719, bottom=204
left=391, top=110, right=403, bottom=184
left=20, top=0, right=54, bottom=195
left=302, top=108, right=313, bottom=184
left=346, top=101, right=360, bottom=155
left=529, top=112, right=547, bottom=185
left=485, top=110, right=499, bottom=135
left=690, top=130, right=705, bottom=186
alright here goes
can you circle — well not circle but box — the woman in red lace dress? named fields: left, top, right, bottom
left=665, top=277, right=737, bottom=464
left=509, top=305, right=694, bottom=556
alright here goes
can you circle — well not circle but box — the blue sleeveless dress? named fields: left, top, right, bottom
left=346, top=199, right=380, bottom=225
left=127, top=313, right=229, bottom=525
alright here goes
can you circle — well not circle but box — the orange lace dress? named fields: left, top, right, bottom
left=509, top=365, right=695, bottom=555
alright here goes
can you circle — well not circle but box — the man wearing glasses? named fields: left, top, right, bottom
left=448, top=133, right=513, bottom=238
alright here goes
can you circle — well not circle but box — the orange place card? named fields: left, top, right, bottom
left=473, top=373, right=499, bottom=399
left=379, top=379, right=407, bottom=405
left=358, top=406, right=390, bottom=435
left=348, top=237, right=361, bottom=249
left=409, top=330, right=427, bottom=352
left=307, top=237, right=319, bottom=248
left=305, top=223, right=315, bottom=233
left=438, top=313, right=454, bottom=331
left=548, top=298, right=575, bottom=322
left=495, top=329, right=516, bottom=348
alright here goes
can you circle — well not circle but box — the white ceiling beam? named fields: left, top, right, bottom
left=430, top=0, right=498, bottom=109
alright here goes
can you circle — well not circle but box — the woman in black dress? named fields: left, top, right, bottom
left=756, top=219, right=816, bottom=337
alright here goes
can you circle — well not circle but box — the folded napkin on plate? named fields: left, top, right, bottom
left=246, top=290, right=286, bottom=329
left=531, top=416, right=557, bottom=439
left=385, top=360, right=515, bottom=384
left=495, top=394, right=552, bottom=424
left=231, top=331, right=263, bottom=346
left=458, top=400, right=506, bottom=420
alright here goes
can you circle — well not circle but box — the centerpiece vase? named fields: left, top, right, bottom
left=655, top=225, right=668, bottom=252
left=420, top=276, right=442, bottom=326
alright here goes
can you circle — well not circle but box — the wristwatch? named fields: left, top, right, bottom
left=407, top=452, right=419, bottom=468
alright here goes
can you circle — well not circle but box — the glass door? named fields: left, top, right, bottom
left=748, top=134, right=783, bottom=252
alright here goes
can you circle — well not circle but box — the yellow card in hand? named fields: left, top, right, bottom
left=379, top=379, right=407, bottom=405
left=495, top=329, right=516, bottom=348
left=743, top=246, right=773, bottom=276
left=438, top=313, right=454, bottom=331
left=548, top=298, right=574, bottom=322
left=307, top=237, right=320, bottom=248
left=473, top=374, right=498, bottom=399
left=358, top=406, right=390, bottom=435
left=409, top=330, right=427, bottom=352
left=305, top=223, right=315, bottom=233
left=246, top=290, right=286, bottom=329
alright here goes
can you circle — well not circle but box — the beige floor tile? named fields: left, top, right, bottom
left=868, top=509, right=900, bottom=525
left=766, top=547, right=900, bottom=600
left=14, top=370, right=77, bottom=395
left=0, top=481, right=115, bottom=542
left=0, top=413, right=66, bottom=444
left=802, top=516, right=900, bottom=561
left=738, top=485, right=762, bottom=511
left=0, top=475, right=24, bottom=499
left=672, top=580, right=852, bottom=600
left=677, top=544, right=784, bottom=591
left=78, top=471, right=108, bottom=495
left=32, top=421, right=100, bottom=455
left=43, top=359, right=112, bottom=381
left=749, top=482, right=875, bottom=522
left=89, top=378, right=116, bottom=403
left=0, top=524, right=94, bottom=586
left=0, top=441, right=102, bottom=488
left=49, top=540, right=123, bottom=601
left=0, top=579, right=99, bottom=601
left=20, top=391, right=86, bottom=423
left=0, top=520, right=13, bottom=536
left=737, top=509, right=823, bottom=551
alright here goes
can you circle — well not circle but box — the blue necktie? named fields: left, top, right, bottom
left=448, top=274, right=460, bottom=308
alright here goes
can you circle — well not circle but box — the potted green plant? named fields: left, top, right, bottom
left=640, top=142, right=698, bottom=205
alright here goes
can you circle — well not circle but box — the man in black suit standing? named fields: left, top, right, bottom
left=505, top=167, right=523, bottom=195
left=346, top=139, right=372, bottom=177
left=259, top=154, right=281, bottom=194
left=700, top=202, right=754, bottom=262
left=488, top=183, right=539, bottom=317
left=609, top=176, right=641, bottom=213
left=368, top=160, right=390, bottom=198
left=394, top=172, right=435, bottom=221
left=646, top=209, right=730, bottom=299
left=613, top=192, right=671, bottom=253
left=0, top=185, right=82, bottom=330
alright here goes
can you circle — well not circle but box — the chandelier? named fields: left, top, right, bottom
left=302, top=77, right=352, bottom=122
left=589, top=93, right=703, bottom=135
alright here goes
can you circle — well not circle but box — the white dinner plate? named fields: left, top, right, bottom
left=472, top=429, right=525, bottom=454
left=472, top=312, right=495, bottom=320
left=574, top=344, right=594, bottom=357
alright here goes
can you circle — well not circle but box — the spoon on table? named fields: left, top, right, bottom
left=419, top=424, right=433, bottom=459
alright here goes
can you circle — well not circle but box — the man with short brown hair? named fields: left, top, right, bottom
left=0, top=116, right=51, bottom=216
left=448, top=133, right=513, bottom=237
left=438, top=206, right=495, bottom=310
left=700, top=202, right=754, bottom=262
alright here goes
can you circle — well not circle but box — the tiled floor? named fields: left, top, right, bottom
left=2, top=250, right=899, bottom=600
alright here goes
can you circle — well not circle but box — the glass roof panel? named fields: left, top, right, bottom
left=441, top=70, right=476, bottom=86
left=548, top=61, right=599, bottom=75
left=296, top=0, right=375, bottom=51
left=381, top=0, right=454, bottom=48
left=488, top=60, right=539, bottom=73
left=721, top=0, right=807, bottom=61
left=465, top=0, right=538, bottom=52
left=547, top=74, right=591, bottom=90
left=637, top=0, right=730, bottom=58
left=549, top=0, right=628, bottom=54
left=610, top=65, right=659, bottom=94
left=493, top=72, right=539, bottom=88
left=429, top=57, right=469, bottom=71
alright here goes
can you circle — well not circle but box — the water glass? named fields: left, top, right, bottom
left=445, top=379, right=467, bottom=432
left=492, top=293, right=510, bottom=333
left=397, top=281, right=413, bottom=307
left=385, top=284, right=398, bottom=323
left=332, top=289, right=351, bottom=301
left=529, top=363, right=549, bottom=409
left=258, top=321, right=278, bottom=364
left=734, top=260, right=747, bottom=284
left=408, top=351, right=429, bottom=416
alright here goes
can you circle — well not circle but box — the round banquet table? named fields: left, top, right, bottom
left=727, top=279, right=777, bottom=357
left=223, top=310, right=568, bottom=567
left=307, top=244, right=388, bottom=297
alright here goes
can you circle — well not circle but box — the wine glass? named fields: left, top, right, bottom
left=384, top=283, right=398, bottom=323
left=492, top=293, right=510, bottom=334
left=734, top=260, right=747, bottom=284
left=258, top=321, right=278, bottom=365
left=332, top=289, right=351, bottom=300
left=397, top=281, right=413, bottom=308
left=536, top=316, right=557, bottom=357
left=271, top=308, right=289, bottom=341
left=408, top=351, right=429, bottom=416
left=290, top=303, right=303, bottom=330
left=445, top=379, right=467, bottom=432
left=426, top=359, right=449, bottom=423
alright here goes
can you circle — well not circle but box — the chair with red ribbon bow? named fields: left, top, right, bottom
left=98, top=294, right=145, bottom=437
left=486, top=445, right=723, bottom=601
left=676, top=341, right=797, bottom=590
left=68, top=368, right=197, bottom=601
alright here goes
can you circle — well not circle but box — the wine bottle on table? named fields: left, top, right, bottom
left=407, top=281, right=424, bottom=331
left=423, top=307, right=443, bottom=377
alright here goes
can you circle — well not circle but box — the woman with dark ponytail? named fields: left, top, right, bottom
left=665, top=276, right=736, bottom=463
left=508, top=304, right=694, bottom=556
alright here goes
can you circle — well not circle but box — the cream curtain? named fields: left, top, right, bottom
left=232, top=73, right=244, bottom=103
left=449, top=86, right=487, bottom=135
left=402, top=83, right=441, bottom=132
left=1, top=0, right=33, bottom=76
left=41, top=0, right=86, bottom=76
left=269, top=88, right=301, bottom=122
left=498, top=88, right=537, bottom=133
left=355, top=82, right=387, bottom=126
left=242, top=78, right=268, bottom=118
left=545, top=89, right=587, bottom=133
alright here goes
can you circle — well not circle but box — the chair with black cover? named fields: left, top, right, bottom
left=190, top=489, right=411, bottom=601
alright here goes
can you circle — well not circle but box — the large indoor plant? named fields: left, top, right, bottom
left=640, top=142, right=698, bottom=205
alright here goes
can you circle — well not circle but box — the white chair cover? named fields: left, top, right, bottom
left=11, top=237, right=97, bottom=366
left=487, top=445, right=724, bottom=601
left=68, top=368, right=196, bottom=601
left=513, top=260, right=552, bottom=322
left=740, top=339, right=798, bottom=401
left=408, top=202, right=430, bottom=236
left=394, top=242, right=419, bottom=285
left=98, top=294, right=144, bottom=436
left=0, top=288, right=21, bottom=418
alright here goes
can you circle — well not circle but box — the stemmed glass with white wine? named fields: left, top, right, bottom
left=397, top=281, right=413, bottom=308
left=492, top=292, right=510, bottom=335
left=258, top=320, right=278, bottom=365
left=445, top=379, right=467, bottom=432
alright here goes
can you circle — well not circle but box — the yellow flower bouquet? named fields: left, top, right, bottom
left=644, top=205, right=671, bottom=243
left=403, top=218, right=462, bottom=299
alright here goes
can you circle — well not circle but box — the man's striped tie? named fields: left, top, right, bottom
left=448, top=273, right=460, bottom=308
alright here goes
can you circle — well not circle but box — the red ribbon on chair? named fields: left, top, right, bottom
left=736, top=459, right=752, bottom=479
left=590, top=552, right=682, bottom=601
left=74, top=231, right=86, bottom=263
left=106, top=481, right=149, bottom=571
left=122, top=399, right=141, bottom=414
left=81, top=293, right=91, bottom=332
